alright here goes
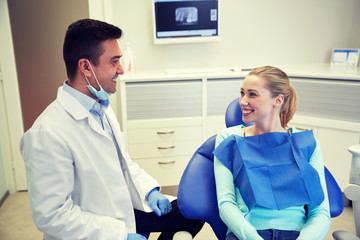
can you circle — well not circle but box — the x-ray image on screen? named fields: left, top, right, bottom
left=153, top=0, right=219, bottom=44
left=176, top=7, right=198, bottom=26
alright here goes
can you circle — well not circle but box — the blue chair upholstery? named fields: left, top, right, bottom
left=139, top=233, right=150, bottom=239
left=325, top=167, right=344, bottom=218
left=177, top=135, right=226, bottom=240
left=225, top=98, right=253, bottom=128
left=178, top=98, right=344, bottom=240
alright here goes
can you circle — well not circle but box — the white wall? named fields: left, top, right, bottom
left=113, top=0, right=360, bottom=71
left=0, top=0, right=26, bottom=193
left=351, top=0, right=360, bottom=47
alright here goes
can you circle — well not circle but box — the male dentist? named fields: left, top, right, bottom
left=20, top=18, right=204, bottom=240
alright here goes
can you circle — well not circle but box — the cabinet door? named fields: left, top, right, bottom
left=128, top=139, right=202, bottom=159
left=126, top=80, right=202, bottom=120
left=206, top=116, right=226, bottom=138
left=206, top=78, right=244, bottom=137
left=128, top=125, right=202, bottom=144
left=207, top=78, right=244, bottom=116
left=289, top=120, right=319, bottom=138
left=318, top=127, right=360, bottom=190
left=134, top=156, right=190, bottom=186
left=291, top=78, right=360, bottom=123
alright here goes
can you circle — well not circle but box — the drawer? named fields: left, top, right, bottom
left=134, top=156, right=191, bottom=186
left=127, top=117, right=203, bottom=129
left=128, top=140, right=201, bottom=159
left=128, top=125, right=202, bottom=144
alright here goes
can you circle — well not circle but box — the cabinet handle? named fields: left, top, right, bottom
left=157, top=130, right=175, bottom=135
left=158, top=160, right=176, bottom=165
left=296, top=127, right=311, bottom=131
left=157, top=146, right=175, bottom=150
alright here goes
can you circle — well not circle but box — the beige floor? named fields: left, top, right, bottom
left=0, top=192, right=356, bottom=240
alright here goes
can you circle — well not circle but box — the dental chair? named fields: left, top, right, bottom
left=177, top=98, right=344, bottom=240
left=333, top=144, right=360, bottom=240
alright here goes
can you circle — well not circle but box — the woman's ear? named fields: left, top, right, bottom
left=78, top=58, right=92, bottom=77
left=275, top=94, right=284, bottom=107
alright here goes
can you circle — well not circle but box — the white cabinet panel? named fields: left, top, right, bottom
left=291, top=78, right=360, bottom=123
left=128, top=126, right=202, bottom=144
left=135, top=156, right=190, bottom=186
left=318, top=128, right=360, bottom=190
left=207, top=78, right=244, bottom=116
left=288, top=121, right=319, bottom=138
left=129, top=140, right=202, bottom=159
left=206, top=115, right=226, bottom=138
left=125, top=118, right=203, bottom=186
left=126, top=80, right=202, bottom=119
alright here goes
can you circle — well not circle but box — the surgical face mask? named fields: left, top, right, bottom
left=84, top=60, right=109, bottom=106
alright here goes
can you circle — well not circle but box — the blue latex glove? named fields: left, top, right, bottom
left=147, top=188, right=172, bottom=216
left=127, top=233, right=147, bottom=240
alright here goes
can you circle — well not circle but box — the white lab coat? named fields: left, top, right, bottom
left=20, top=87, right=160, bottom=240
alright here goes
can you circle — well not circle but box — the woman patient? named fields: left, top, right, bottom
left=213, top=66, right=331, bottom=240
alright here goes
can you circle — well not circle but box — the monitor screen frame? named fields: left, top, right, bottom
left=152, top=0, right=220, bottom=44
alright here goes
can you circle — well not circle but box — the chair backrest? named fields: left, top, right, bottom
left=177, top=135, right=227, bottom=240
left=325, top=167, right=344, bottom=217
left=178, top=98, right=344, bottom=240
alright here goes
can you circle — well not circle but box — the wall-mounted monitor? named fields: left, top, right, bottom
left=152, top=0, right=220, bottom=44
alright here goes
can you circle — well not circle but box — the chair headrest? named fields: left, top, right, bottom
left=225, top=98, right=253, bottom=128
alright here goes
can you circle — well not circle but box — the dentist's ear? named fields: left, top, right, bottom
left=78, top=58, right=92, bottom=77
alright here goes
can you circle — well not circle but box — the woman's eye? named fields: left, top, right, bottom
left=240, top=91, right=244, bottom=96
left=250, top=92, right=257, bottom=97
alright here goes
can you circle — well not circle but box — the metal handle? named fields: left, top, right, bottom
left=295, top=127, right=310, bottom=131
left=157, top=146, right=175, bottom=150
left=157, top=130, right=175, bottom=135
left=158, top=160, right=176, bottom=165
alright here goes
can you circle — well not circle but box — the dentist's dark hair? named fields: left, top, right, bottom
left=63, top=18, right=122, bottom=80
left=247, top=66, right=298, bottom=128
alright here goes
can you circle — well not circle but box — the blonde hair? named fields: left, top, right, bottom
left=248, top=66, right=298, bottom=128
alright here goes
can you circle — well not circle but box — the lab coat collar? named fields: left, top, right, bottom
left=56, top=87, right=110, bottom=139
left=63, top=81, right=108, bottom=120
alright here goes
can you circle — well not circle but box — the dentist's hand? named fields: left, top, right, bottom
left=147, top=188, right=172, bottom=216
left=127, top=233, right=147, bottom=240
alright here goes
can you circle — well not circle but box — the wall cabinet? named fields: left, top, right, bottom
left=120, top=77, right=206, bottom=186
left=119, top=65, right=360, bottom=188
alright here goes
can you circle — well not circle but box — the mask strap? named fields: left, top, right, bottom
left=85, top=60, right=103, bottom=90
left=84, top=74, right=91, bottom=85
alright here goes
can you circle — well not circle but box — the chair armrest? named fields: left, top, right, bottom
left=333, top=230, right=360, bottom=240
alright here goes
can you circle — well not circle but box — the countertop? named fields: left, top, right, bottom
left=120, top=64, right=360, bottom=82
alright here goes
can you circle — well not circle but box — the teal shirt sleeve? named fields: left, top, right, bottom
left=298, top=138, right=331, bottom=240
left=214, top=126, right=263, bottom=240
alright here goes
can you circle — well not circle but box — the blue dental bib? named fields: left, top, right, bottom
left=213, top=130, right=324, bottom=210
